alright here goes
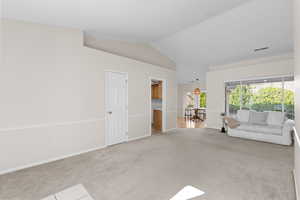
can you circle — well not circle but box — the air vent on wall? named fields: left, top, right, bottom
left=254, top=46, right=269, bottom=52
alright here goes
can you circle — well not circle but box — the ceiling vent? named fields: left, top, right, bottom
left=254, top=47, right=269, bottom=52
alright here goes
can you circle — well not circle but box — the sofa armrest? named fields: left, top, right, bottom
left=279, top=120, right=294, bottom=145
left=283, top=119, right=295, bottom=135
left=284, top=119, right=295, bottom=128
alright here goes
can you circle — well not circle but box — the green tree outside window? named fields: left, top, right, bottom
left=200, top=92, right=206, bottom=108
left=228, top=85, right=294, bottom=119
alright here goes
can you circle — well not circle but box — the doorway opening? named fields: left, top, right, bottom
left=150, top=78, right=166, bottom=135
left=177, top=88, right=206, bottom=128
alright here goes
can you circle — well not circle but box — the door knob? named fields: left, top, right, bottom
left=107, top=111, right=112, bottom=114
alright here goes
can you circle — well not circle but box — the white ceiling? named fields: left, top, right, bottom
left=153, top=0, right=293, bottom=83
left=3, top=0, right=293, bottom=83
left=3, top=0, right=248, bottom=42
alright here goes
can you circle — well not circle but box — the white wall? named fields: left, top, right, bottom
left=206, top=55, right=294, bottom=129
left=294, top=0, right=300, bottom=197
left=0, top=19, right=177, bottom=174
left=84, top=35, right=176, bottom=71
left=177, top=82, right=206, bottom=117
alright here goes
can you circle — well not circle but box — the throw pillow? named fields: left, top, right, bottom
left=249, top=111, right=268, bottom=125
left=237, top=110, right=250, bottom=122
left=266, top=111, right=285, bottom=126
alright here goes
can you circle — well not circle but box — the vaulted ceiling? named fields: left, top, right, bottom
left=153, top=0, right=293, bottom=83
left=3, top=0, right=293, bottom=83
left=3, top=0, right=249, bottom=42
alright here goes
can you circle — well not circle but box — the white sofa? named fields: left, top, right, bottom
left=227, top=110, right=294, bottom=145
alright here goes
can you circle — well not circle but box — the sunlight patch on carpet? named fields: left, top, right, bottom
left=170, top=185, right=205, bottom=200
left=41, top=184, right=94, bottom=200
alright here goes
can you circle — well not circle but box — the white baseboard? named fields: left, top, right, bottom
left=205, top=125, right=220, bottom=130
left=1, top=133, right=154, bottom=175
left=165, top=128, right=177, bottom=132
left=0, top=145, right=106, bottom=176
left=294, top=170, right=299, bottom=200
left=128, top=128, right=177, bottom=142
left=128, top=134, right=151, bottom=142
left=294, top=127, right=299, bottom=200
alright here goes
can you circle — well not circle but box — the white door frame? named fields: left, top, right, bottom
left=149, top=77, right=167, bottom=135
left=105, top=70, right=128, bottom=146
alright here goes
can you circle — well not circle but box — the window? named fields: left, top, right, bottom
left=185, top=92, right=194, bottom=108
left=284, top=80, right=295, bottom=119
left=184, top=91, right=206, bottom=109
left=226, top=84, right=243, bottom=115
left=225, top=76, right=294, bottom=119
left=193, top=91, right=206, bottom=109
left=200, top=92, right=206, bottom=108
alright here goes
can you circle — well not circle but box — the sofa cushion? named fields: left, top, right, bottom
left=236, top=123, right=282, bottom=136
left=266, top=111, right=285, bottom=126
left=249, top=111, right=268, bottom=125
left=237, top=110, right=250, bottom=122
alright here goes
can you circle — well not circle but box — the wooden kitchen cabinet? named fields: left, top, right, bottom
left=153, top=110, right=162, bottom=131
left=151, top=83, right=162, bottom=99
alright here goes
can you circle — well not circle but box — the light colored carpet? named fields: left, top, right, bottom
left=0, top=128, right=295, bottom=200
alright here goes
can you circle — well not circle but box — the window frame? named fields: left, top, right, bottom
left=225, top=75, right=294, bottom=117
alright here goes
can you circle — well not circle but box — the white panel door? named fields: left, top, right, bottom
left=105, top=71, right=128, bottom=146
